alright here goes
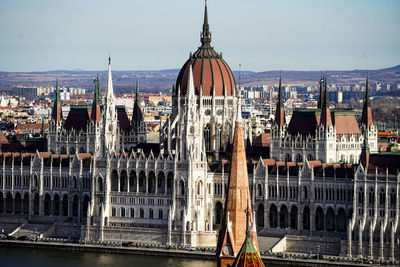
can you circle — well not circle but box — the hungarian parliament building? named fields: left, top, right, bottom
left=0, top=3, right=399, bottom=261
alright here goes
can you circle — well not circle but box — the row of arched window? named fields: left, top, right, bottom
left=111, top=207, right=164, bottom=220
left=110, top=170, right=173, bottom=194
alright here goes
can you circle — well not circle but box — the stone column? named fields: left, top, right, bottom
left=39, top=195, right=43, bottom=216
left=347, top=223, right=352, bottom=258
left=277, top=211, right=281, bottom=229
left=118, top=173, right=120, bottom=192
left=127, top=169, right=130, bottom=193
left=137, top=174, right=139, bottom=193
left=68, top=197, right=72, bottom=217
left=390, top=225, right=395, bottom=261
left=369, top=223, right=374, bottom=259
left=78, top=198, right=81, bottom=223
left=145, top=172, right=148, bottom=193
left=358, top=223, right=363, bottom=258
left=155, top=173, right=158, bottom=194
left=297, top=208, right=302, bottom=232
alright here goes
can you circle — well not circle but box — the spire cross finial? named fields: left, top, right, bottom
left=201, top=0, right=211, bottom=47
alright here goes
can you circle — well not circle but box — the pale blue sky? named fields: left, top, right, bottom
left=0, top=0, right=399, bottom=72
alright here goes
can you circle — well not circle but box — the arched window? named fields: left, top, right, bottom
left=179, top=180, right=185, bottom=195
left=149, top=208, right=153, bottom=219
left=97, top=177, right=103, bottom=192
left=70, top=147, right=75, bottom=154
left=379, top=188, right=385, bottom=205
left=112, top=207, right=116, bottom=217
left=368, top=188, right=374, bottom=205
left=120, top=207, right=125, bottom=217
left=197, top=180, right=203, bottom=195
left=257, top=184, right=262, bottom=197
left=130, top=208, right=135, bottom=218
left=140, top=208, right=144, bottom=218
left=159, top=209, right=163, bottom=220
left=61, top=147, right=66, bottom=154
left=358, top=188, right=364, bottom=204
left=303, top=186, right=308, bottom=200
left=204, top=125, right=211, bottom=151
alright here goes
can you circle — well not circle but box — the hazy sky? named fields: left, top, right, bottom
left=0, top=0, right=399, bottom=72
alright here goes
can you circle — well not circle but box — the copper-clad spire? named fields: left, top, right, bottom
left=361, top=75, right=373, bottom=127
left=91, top=74, right=102, bottom=122
left=274, top=73, right=285, bottom=126
left=320, top=75, right=332, bottom=128
left=51, top=78, right=63, bottom=123
left=217, top=106, right=259, bottom=267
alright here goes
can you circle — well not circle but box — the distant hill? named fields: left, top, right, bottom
left=0, top=65, right=399, bottom=93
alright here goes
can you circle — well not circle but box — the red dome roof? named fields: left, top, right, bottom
left=176, top=2, right=236, bottom=97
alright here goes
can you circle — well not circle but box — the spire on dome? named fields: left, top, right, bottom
left=274, top=73, right=285, bottom=126
left=51, top=78, right=63, bottom=123
left=320, top=75, right=332, bottom=128
left=361, top=75, right=373, bottom=127
left=200, top=0, right=212, bottom=47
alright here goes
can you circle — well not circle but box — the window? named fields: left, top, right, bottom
left=159, top=209, right=163, bottom=220
left=112, top=207, right=116, bottom=217
left=140, top=208, right=144, bottom=218
left=121, top=207, right=125, bottom=217
left=149, top=209, right=153, bottom=219
left=130, top=208, right=134, bottom=218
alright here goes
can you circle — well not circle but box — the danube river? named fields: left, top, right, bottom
left=0, top=246, right=288, bottom=267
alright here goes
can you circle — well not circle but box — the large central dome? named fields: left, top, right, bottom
left=176, top=2, right=236, bottom=97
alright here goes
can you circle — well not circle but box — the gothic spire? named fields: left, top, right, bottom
left=274, top=73, right=285, bottom=126
left=132, top=79, right=143, bottom=128
left=361, top=75, right=373, bottom=127
left=320, top=75, right=332, bottom=128
left=200, top=0, right=212, bottom=47
left=51, top=78, right=62, bottom=123
left=317, top=74, right=323, bottom=109
left=91, top=74, right=102, bottom=122
left=106, top=56, right=114, bottom=101
left=217, top=105, right=259, bottom=266
left=360, top=132, right=370, bottom=170
left=135, top=79, right=140, bottom=105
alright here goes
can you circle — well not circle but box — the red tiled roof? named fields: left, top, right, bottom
left=117, top=106, right=130, bottom=131
left=64, top=106, right=90, bottom=131
left=0, top=131, right=8, bottom=144
left=331, top=111, right=361, bottom=135
left=367, top=153, right=400, bottom=175
left=176, top=47, right=235, bottom=97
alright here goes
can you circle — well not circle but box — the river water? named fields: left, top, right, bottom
left=0, top=247, right=215, bottom=267
left=0, top=246, right=288, bottom=267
